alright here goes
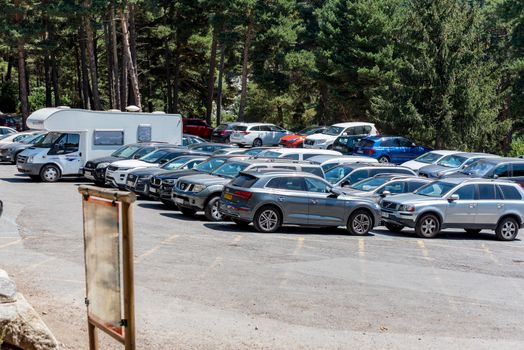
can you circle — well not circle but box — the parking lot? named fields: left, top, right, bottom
left=1, top=164, right=524, bottom=349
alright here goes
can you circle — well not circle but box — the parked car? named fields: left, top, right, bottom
left=380, top=178, right=524, bottom=240
left=106, top=147, right=205, bottom=189
left=342, top=175, right=431, bottom=202
left=147, top=155, right=249, bottom=205
left=418, top=152, right=500, bottom=178
left=230, top=123, right=291, bottom=147
left=173, top=159, right=325, bottom=221
left=401, top=150, right=461, bottom=171
left=307, top=155, right=378, bottom=173
left=278, top=126, right=327, bottom=148
left=324, top=163, right=417, bottom=188
left=353, top=136, right=432, bottom=164
left=126, top=155, right=208, bottom=197
left=0, top=131, right=35, bottom=145
left=211, top=122, right=242, bottom=143
left=187, top=142, right=237, bottom=155
left=304, top=122, right=378, bottom=149
left=219, top=171, right=381, bottom=235
left=0, top=116, right=22, bottom=131
left=0, top=126, right=17, bottom=136
left=255, top=148, right=342, bottom=161
left=183, top=134, right=206, bottom=146
left=0, top=132, right=46, bottom=164
left=83, top=142, right=171, bottom=185
left=183, top=118, right=213, bottom=139
left=332, top=134, right=368, bottom=154
left=448, top=157, right=524, bottom=186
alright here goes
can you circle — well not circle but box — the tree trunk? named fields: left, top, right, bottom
left=173, top=41, right=181, bottom=114
left=79, top=25, right=91, bottom=109
left=216, top=44, right=225, bottom=126
left=44, top=53, right=52, bottom=107
left=120, top=6, right=141, bottom=110
left=164, top=42, right=173, bottom=113
left=104, top=18, right=114, bottom=108
left=83, top=6, right=102, bottom=110
left=17, top=44, right=30, bottom=128
left=51, top=53, right=60, bottom=106
left=238, top=14, right=254, bottom=122
left=129, top=3, right=137, bottom=67
left=206, top=30, right=218, bottom=124
left=75, top=45, right=83, bottom=107
left=318, top=82, right=328, bottom=125
left=110, top=4, right=120, bottom=110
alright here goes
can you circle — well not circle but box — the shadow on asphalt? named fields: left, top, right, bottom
left=373, top=228, right=520, bottom=242
left=159, top=212, right=208, bottom=222
left=0, top=174, right=91, bottom=184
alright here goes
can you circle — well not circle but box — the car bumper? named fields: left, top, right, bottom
left=172, top=191, right=207, bottom=210
left=106, top=170, right=128, bottom=189
left=83, top=167, right=106, bottom=182
left=218, top=200, right=254, bottom=221
left=17, top=162, right=42, bottom=175
left=211, top=135, right=229, bottom=143
left=380, top=210, right=416, bottom=228
left=304, top=143, right=329, bottom=149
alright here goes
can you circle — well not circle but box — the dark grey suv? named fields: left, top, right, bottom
left=219, top=171, right=381, bottom=234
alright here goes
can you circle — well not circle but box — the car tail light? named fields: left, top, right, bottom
left=364, top=149, right=375, bottom=155
left=234, top=190, right=252, bottom=200
left=220, top=130, right=229, bottom=136
left=242, top=131, right=250, bottom=135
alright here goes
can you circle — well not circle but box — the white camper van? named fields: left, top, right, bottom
left=17, top=107, right=182, bottom=182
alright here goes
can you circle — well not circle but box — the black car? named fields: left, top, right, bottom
left=446, top=157, right=524, bottom=186
left=187, top=142, right=238, bottom=154
left=333, top=134, right=367, bottom=155
left=83, top=142, right=169, bottom=185
left=211, top=123, right=242, bottom=143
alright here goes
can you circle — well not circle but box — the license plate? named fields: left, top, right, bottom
left=382, top=213, right=390, bottom=218
left=127, top=181, right=134, bottom=186
left=175, top=197, right=186, bottom=205
left=224, top=193, right=233, bottom=200
left=150, top=188, right=157, bottom=193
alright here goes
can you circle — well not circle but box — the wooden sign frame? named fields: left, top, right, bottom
left=78, top=185, right=137, bottom=350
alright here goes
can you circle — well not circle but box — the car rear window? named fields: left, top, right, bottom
left=358, top=139, right=375, bottom=147
left=231, top=174, right=258, bottom=188
left=301, top=166, right=324, bottom=178
left=499, top=185, right=522, bottom=200
left=233, top=125, right=248, bottom=131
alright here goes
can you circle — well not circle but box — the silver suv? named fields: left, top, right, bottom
left=380, top=178, right=524, bottom=240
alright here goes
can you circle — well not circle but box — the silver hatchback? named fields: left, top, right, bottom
left=380, top=178, right=524, bottom=240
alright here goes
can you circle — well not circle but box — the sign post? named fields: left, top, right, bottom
left=78, top=185, right=136, bottom=350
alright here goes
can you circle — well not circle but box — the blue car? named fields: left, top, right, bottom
left=353, top=136, right=432, bottom=164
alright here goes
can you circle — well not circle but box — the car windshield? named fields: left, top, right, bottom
left=437, top=154, right=468, bottom=168
left=23, top=134, right=45, bottom=144
left=324, top=165, right=356, bottom=184
left=415, top=152, right=444, bottom=164
left=243, top=148, right=266, bottom=156
left=161, top=157, right=191, bottom=170
left=33, top=132, right=63, bottom=148
left=415, top=181, right=455, bottom=197
left=195, top=158, right=227, bottom=173
left=111, top=145, right=142, bottom=158
left=323, top=126, right=344, bottom=136
left=18, top=134, right=37, bottom=144
left=140, top=149, right=174, bottom=163
left=350, top=177, right=391, bottom=191
left=298, top=126, right=321, bottom=136
left=212, top=162, right=248, bottom=178
left=461, top=161, right=495, bottom=177
left=258, top=151, right=281, bottom=158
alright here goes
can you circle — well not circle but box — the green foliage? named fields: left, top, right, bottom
left=509, top=138, right=524, bottom=157
left=0, top=81, right=17, bottom=113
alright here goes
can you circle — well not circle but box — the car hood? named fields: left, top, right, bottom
left=383, top=193, right=441, bottom=205
left=156, top=169, right=200, bottom=180
left=2, top=142, right=28, bottom=150
left=280, top=134, right=304, bottom=141
left=418, top=164, right=458, bottom=176
left=306, top=134, right=336, bottom=141
left=19, top=147, right=46, bottom=157
left=402, top=160, right=430, bottom=170
left=87, top=156, right=121, bottom=165
left=111, top=159, right=155, bottom=168
left=341, top=189, right=377, bottom=197
left=128, top=167, right=164, bottom=177
left=178, top=173, right=230, bottom=186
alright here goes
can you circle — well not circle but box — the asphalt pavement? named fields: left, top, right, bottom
left=0, top=164, right=523, bottom=349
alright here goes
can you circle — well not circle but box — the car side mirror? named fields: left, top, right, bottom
left=380, top=190, right=391, bottom=198
left=329, top=188, right=342, bottom=198
left=493, top=174, right=499, bottom=179
left=341, top=180, right=350, bottom=188
left=411, top=143, right=416, bottom=147
left=159, top=159, right=169, bottom=164
left=448, top=194, right=460, bottom=202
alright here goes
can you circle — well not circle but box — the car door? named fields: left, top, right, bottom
left=444, top=184, right=478, bottom=226
left=491, top=163, right=510, bottom=180
left=396, top=138, right=414, bottom=163
left=50, top=133, right=82, bottom=175
left=304, top=177, right=346, bottom=226
left=265, top=177, right=309, bottom=224
left=258, top=125, right=273, bottom=144
left=511, top=163, right=524, bottom=187
left=475, top=184, right=504, bottom=226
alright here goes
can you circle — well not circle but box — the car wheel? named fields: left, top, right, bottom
left=378, top=156, right=390, bottom=163
left=495, top=217, right=519, bottom=241
left=385, top=223, right=404, bottom=233
left=40, top=164, right=61, bottom=182
left=464, top=228, right=481, bottom=234
left=232, top=219, right=250, bottom=227
left=204, top=196, right=224, bottom=222
left=253, top=205, right=281, bottom=233
left=347, top=210, right=373, bottom=236
left=415, top=214, right=440, bottom=238
left=253, top=138, right=263, bottom=147
left=327, top=144, right=333, bottom=150
left=179, top=207, right=197, bottom=216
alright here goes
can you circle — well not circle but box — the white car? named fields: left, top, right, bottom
left=307, top=154, right=378, bottom=173
left=230, top=123, right=291, bottom=147
left=0, top=127, right=16, bottom=137
left=304, top=122, right=378, bottom=149
left=0, top=131, right=37, bottom=145
left=256, top=148, right=342, bottom=161
left=401, top=150, right=460, bottom=171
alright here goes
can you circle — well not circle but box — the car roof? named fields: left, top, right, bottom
left=231, top=158, right=319, bottom=166
left=425, top=150, right=461, bottom=155
left=369, top=174, right=431, bottom=181
left=332, top=163, right=411, bottom=169
left=436, top=177, right=521, bottom=186
left=258, top=148, right=341, bottom=155
left=241, top=170, right=323, bottom=178
left=188, top=142, right=234, bottom=147
left=451, top=152, right=500, bottom=158
left=362, top=135, right=406, bottom=141
left=469, top=157, right=523, bottom=164
left=332, top=122, right=375, bottom=127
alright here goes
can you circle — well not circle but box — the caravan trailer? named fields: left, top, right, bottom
left=17, top=107, right=182, bottom=182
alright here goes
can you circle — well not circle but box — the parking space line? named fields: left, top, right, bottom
left=292, top=237, right=305, bottom=255
left=0, top=237, right=30, bottom=250
left=135, top=234, right=179, bottom=263
left=22, top=257, right=57, bottom=272
left=231, top=235, right=243, bottom=244
left=481, top=244, right=524, bottom=299
left=358, top=239, right=365, bottom=258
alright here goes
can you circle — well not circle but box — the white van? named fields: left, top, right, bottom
left=255, top=148, right=342, bottom=161
left=17, top=107, right=182, bottom=182
left=304, top=122, right=377, bottom=149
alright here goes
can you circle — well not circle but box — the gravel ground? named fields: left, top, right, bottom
left=0, top=164, right=523, bottom=349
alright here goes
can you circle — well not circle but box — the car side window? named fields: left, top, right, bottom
left=512, top=163, right=524, bottom=177
left=259, top=125, right=271, bottom=132
left=282, top=154, right=299, bottom=160
left=399, top=138, right=413, bottom=147
left=408, top=181, right=427, bottom=192
left=381, top=181, right=405, bottom=194
left=182, top=137, right=188, bottom=146
left=499, top=185, right=523, bottom=200
left=349, top=169, right=368, bottom=184
left=494, top=164, right=510, bottom=177
left=305, top=177, right=330, bottom=193
left=344, top=127, right=357, bottom=135
left=273, top=166, right=296, bottom=170
left=250, top=126, right=260, bottom=131
left=302, top=167, right=324, bottom=177
left=266, top=177, right=306, bottom=191
left=381, top=139, right=394, bottom=147
left=362, top=126, right=372, bottom=134
left=478, top=184, right=500, bottom=200
left=453, top=185, right=476, bottom=200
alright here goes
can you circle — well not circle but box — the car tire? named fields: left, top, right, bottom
left=253, top=138, right=263, bottom=147
left=238, top=144, right=245, bottom=148
left=94, top=180, right=106, bottom=187
left=347, top=210, right=373, bottom=236
left=378, top=156, right=390, bottom=163
left=40, top=164, right=61, bottom=182
left=464, top=228, right=481, bottom=234
left=253, top=205, right=282, bottom=233
left=415, top=213, right=440, bottom=238
left=495, top=217, right=519, bottom=241
left=232, top=219, right=250, bottom=227
left=204, top=196, right=224, bottom=222
left=29, top=175, right=41, bottom=182
left=327, top=144, right=333, bottom=150
left=385, top=223, right=404, bottom=233
left=179, top=207, right=197, bottom=216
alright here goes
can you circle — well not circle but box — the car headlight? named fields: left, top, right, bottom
left=399, top=204, right=416, bottom=212
left=316, top=139, right=327, bottom=144
left=287, top=138, right=299, bottom=143
left=96, top=162, right=110, bottom=169
left=27, top=156, right=34, bottom=163
left=192, top=184, right=207, bottom=193
left=117, top=167, right=132, bottom=172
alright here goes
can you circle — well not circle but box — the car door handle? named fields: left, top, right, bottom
left=311, top=199, right=318, bottom=204
left=278, top=197, right=285, bottom=202
left=497, top=204, right=504, bottom=209
left=469, top=204, right=476, bottom=208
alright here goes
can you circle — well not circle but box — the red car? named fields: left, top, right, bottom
left=0, top=115, right=22, bottom=131
left=279, top=126, right=326, bottom=148
left=183, top=118, right=213, bottom=140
